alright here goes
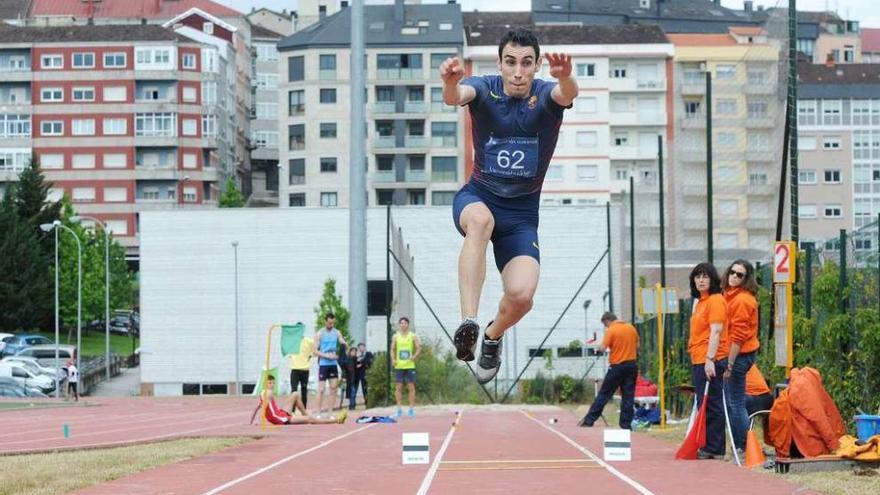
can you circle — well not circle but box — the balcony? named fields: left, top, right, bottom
left=372, top=170, right=396, bottom=182
left=610, top=146, right=656, bottom=160
left=376, top=68, right=423, bottom=80
left=636, top=80, right=666, bottom=90
left=747, top=184, right=776, bottom=196
left=745, top=116, right=776, bottom=128
left=404, top=135, right=427, bottom=148
left=681, top=115, right=706, bottom=129
left=404, top=100, right=427, bottom=114
left=431, top=170, right=457, bottom=182
left=289, top=175, right=305, bottom=185
left=431, top=102, right=456, bottom=113
left=134, top=167, right=177, bottom=180
left=681, top=184, right=707, bottom=196
left=611, top=112, right=665, bottom=127
left=0, top=70, right=32, bottom=82
left=745, top=149, right=774, bottom=162
left=680, top=83, right=706, bottom=95
left=745, top=85, right=776, bottom=96
left=678, top=149, right=705, bottom=162
left=746, top=217, right=774, bottom=229
left=372, top=101, right=396, bottom=114
left=611, top=78, right=666, bottom=92
left=431, top=136, right=457, bottom=148
left=373, top=135, right=396, bottom=148
left=405, top=169, right=426, bottom=182
left=319, top=69, right=336, bottom=80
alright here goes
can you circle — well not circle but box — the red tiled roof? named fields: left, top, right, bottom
left=31, top=0, right=241, bottom=19
left=667, top=33, right=736, bottom=47
left=862, top=28, right=880, bottom=53
left=729, top=26, right=764, bottom=36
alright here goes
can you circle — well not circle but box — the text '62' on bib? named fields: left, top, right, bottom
left=483, top=136, right=539, bottom=179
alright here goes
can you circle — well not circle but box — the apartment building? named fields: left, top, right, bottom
left=462, top=14, right=673, bottom=208
left=276, top=0, right=464, bottom=208
left=0, top=24, right=220, bottom=256
left=797, top=61, right=880, bottom=250
left=246, top=23, right=284, bottom=207
left=667, top=28, right=781, bottom=256
left=862, top=28, right=880, bottom=63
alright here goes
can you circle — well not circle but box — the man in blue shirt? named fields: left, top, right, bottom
left=314, top=312, right=348, bottom=416
left=440, top=29, right=577, bottom=384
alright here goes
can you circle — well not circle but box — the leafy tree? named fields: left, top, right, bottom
left=313, top=278, right=351, bottom=343
left=219, top=177, right=245, bottom=208
left=0, top=193, right=51, bottom=331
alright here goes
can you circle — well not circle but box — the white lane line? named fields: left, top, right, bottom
left=415, top=411, right=463, bottom=495
left=521, top=411, right=655, bottom=495
left=201, top=424, right=374, bottom=495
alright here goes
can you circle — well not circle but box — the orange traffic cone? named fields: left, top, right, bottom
left=744, top=429, right=766, bottom=468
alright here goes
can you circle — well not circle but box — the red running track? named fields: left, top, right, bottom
left=0, top=398, right=818, bottom=494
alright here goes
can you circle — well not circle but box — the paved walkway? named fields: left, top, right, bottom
left=88, top=367, right=140, bottom=397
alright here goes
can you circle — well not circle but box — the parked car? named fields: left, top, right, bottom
left=0, top=333, right=14, bottom=356
left=14, top=345, right=76, bottom=369
left=0, top=376, right=47, bottom=398
left=1, top=356, right=65, bottom=381
left=1, top=334, right=54, bottom=358
left=0, top=362, right=55, bottom=393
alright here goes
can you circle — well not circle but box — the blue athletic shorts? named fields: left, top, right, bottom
left=452, top=182, right=540, bottom=272
left=395, top=369, right=416, bottom=383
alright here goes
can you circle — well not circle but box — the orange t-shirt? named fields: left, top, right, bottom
left=688, top=293, right=729, bottom=364
left=602, top=320, right=639, bottom=365
left=746, top=364, right=771, bottom=396
left=724, top=287, right=760, bottom=354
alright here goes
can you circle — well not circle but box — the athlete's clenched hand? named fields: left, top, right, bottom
left=439, top=57, right=465, bottom=84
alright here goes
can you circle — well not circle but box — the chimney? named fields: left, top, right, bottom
left=744, top=1, right=753, bottom=12
left=825, top=52, right=835, bottom=68
left=394, top=0, right=405, bottom=23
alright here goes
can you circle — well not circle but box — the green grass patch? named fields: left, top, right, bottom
left=0, top=402, right=83, bottom=412
left=0, top=436, right=253, bottom=495
left=31, top=331, right=137, bottom=357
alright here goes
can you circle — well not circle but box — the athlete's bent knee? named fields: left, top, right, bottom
left=506, top=288, right=534, bottom=314
left=462, top=210, right=494, bottom=238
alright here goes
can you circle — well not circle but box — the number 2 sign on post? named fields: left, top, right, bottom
left=773, top=241, right=796, bottom=285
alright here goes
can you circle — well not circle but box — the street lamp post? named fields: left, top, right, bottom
left=71, top=215, right=111, bottom=381
left=40, top=220, right=82, bottom=398
left=232, top=241, right=240, bottom=394
left=583, top=299, right=592, bottom=372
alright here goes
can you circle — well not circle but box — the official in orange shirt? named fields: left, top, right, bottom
left=722, top=259, right=760, bottom=454
left=688, top=262, right=729, bottom=459
left=577, top=312, right=639, bottom=429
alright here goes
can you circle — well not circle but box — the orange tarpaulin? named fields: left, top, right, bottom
left=768, top=367, right=845, bottom=458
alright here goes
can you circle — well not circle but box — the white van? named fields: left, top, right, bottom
left=0, top=362, right=55, bottom=393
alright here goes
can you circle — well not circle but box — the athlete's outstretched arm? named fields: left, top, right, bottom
left=546, top=52, right=577, bottom=107
left=439, top=56, right=476, bottom=106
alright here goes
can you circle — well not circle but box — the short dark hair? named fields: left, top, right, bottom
left=399, top=316, right=410, bottom=324
left=498, top=28, right=540, bottom=61
left=722, top=259, right=760, bottom=295
left=324, top=312, right=335, bottom=320
left=689, top=262, right=722, bottom=299
left=600, top=312, right=617, bottom=324
left=357, top=342, right=365, bottom=347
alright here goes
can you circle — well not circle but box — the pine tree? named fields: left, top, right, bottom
left=314, top=278, right=352, bottom=344
left=219, top=177, right=245, bottom=207
left=13, top=156, right=62, bottom=247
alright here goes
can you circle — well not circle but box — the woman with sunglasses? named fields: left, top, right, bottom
left=687, top=262, right=729, bottom=459
left=721, top=259, right=760, bottom=457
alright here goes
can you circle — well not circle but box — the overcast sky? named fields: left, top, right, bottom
left=215, top=0, right=879, bottom=28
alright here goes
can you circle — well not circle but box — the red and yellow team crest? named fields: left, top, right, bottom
left=527, top=95, right=537, bottom=109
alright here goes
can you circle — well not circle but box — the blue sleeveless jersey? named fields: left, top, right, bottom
left=318, top=329, right=339, bottom=366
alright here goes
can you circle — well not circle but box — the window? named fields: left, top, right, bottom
left=202, top=48, right=218, bottom=73
left=798, top=169, right=816, bottom=184
left=320, top=157, right=337, bottom=172
left=822, top=100, right=842, bottom=125
left=717, top=99, right=737, bottom=115
left=182, top=86, right=197, bottom=103
left=432, top=191, right=455, bottom=205
left=320, top=192, right=338, bottom=207
left=320, top=88, right=337, bottom=104
left=202, top=114, right=216, bottom=137
left=718, top=132, right=736, bottom=147
left=256, top=102, right=278, bottom=119
left=611, top=97, right=629, bottom=112
left=289, top=158, right=305, bottom=184
left=289, top=193, right=305, bottom=206
left=718, top=199, right=738, bottom=216
left=320, top=123, right=337, bottom=138
left=717, top=233, right=738, bottom=248
left=822, top=137, right=841, bottom=150
left=182, top=119, right=197, bottom=136
left=72, top=187, right=96, bottom=202
left=844, top=45, right=854, bottom=63
left=715, top=64, right=736, bottom=80
left=747, top=100, right=767, bottom=118
left=610, top=64, right=626, bottom=78
left=104, top=86, right=126, bottom=102
left=256, top=73, right=279, bottom=89
left=431, top=122, right=456, bottom=146
left=376, top=189, right=394, bottom=205
left=202, top=82, right=217, bottom=105
left=576, top=63, right=596, bottom=78
left=41, top=120, right=63, bottom=136
left=747, top=70, right=767, bottom=85
left=72, top=52, right=95, bottom=68
left=72, top=87, right=95, bottom=102
left=104, top=52, right=126, bottom=68
left=252, top=131, right=278, bottom=148
left=71, top=153, right=95, bottom=168
left=41, top=54, right=63, bottom=69
left=289, top=90, right=305, bottom=115
left=545, top=165, right=563, bottom=181
left=376, top=155, right=394, bottom=171
left=255, top=43, right=279, bottom=61
left=104, top=187, right=127, bottom=202
left=684, top=100, right=701, bottom=116
left=183, top=187, right=197, bottom=202
left=104, top=153, right=126, bottom=168
left=747, top=132, right=770, bottom=149
left=288, top=56, right=304, bottom=82
left=798, top=135, right=817, bottom=150
left=408, top=189, right=425, bottom=205
left=613, top=132, right=629, bottom=146
left=367, top=280, right=392, bottom=316
left=38, top=153, right=63, bottom=169
left=749, top=172, right=768, bottom=185
left=41, top=88, right=62, bottom=102
left=135, top=113, right=176, bottom=137
left=575, top=97, right=597, bottom=113
left=289, top=124, right=305, bottom=150
left=142, top=187, right=160, bottom=200
left=576, top=164, right=598, bottom=181
left=431, top=53, right=455, bottom=69
left=431, top=156, right=457, bottom=182
left=182, top=53, right=196, bottom=69
left=614, top=168, right=631, bottom=181
left=183, top=153, right=197, bottom=169
left=140, top=87, right=160, bottom=101
left=203, top=22, right=214, bottom=35
left=823, top=205, right=842, bottom=218
left=798, top=204, right=817, bottom=218
left=102, top=118, right=127, bottom=135
left=319, top=54, right=336, bottom=71
left=576, top=131, right=598, bottom=148
left=824, top=169, right=841, bottom=183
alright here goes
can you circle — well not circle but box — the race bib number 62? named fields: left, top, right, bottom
left=484, top=136, right=539, bottom=178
